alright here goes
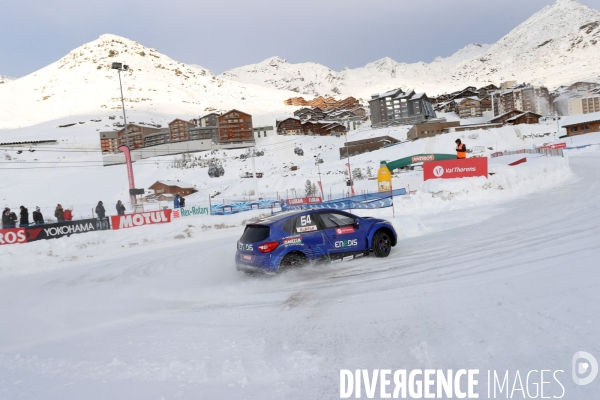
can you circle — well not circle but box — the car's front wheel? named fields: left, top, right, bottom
left=280, top=252, right=309, bottom=270
left=372, top=230, right=392, bottom=258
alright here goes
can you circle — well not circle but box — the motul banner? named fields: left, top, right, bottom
left=0, top=228, right=27, bottom=246
left=411, top=154, right=435, bottom=163
left=423, top=157, right=488, bottom=181
left=285, top=197, right=323, bottom=206
left=111, top=209, right=172, bottom=230
left=26, top=218, right=112, bottom=242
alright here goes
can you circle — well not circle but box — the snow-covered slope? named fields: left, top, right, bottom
left=0, top=74, right=12, bottom=84
left=0, top=34, right=297, bottom=129
left=220, top=0, right=600, bottom=97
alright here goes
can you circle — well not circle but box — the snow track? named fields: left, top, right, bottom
left=0, top=156, right=599, bottom=399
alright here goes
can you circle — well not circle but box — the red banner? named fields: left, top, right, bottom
left=0, top=228, right=27, bottom=246
left=111, top=209, right=172, bottom=230
left=285, top=197, right=322, bottom=205
left=540, top=143, right=566, bottom=150
left=423, top=157, right=488, bottom=181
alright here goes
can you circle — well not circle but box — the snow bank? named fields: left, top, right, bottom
left=398, top=155, right=572, bottom=215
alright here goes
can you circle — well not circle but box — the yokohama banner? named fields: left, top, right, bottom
left=0, top=228, right=28, bottom=246
left=111, top=209, right=172, bottom=230
left=423, top=157, right=488, bottom=181
left=284, top=197, right=323, bottom=206
left=26, top=218, right=112, bottom=242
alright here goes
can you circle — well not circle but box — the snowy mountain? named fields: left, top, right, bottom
left=220, top=0, right=600, bottom=98
left=0, top=74, right=12, bottom=84
left=0, top=34, right=296, bottom=129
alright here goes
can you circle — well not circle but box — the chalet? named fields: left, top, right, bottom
left=276, top=117, right=304, bottom=135
left=218, top=110, right=254, bottom=143
left=117, top=124, right=161, bottom=149
left=478, top=84, right=499, bottom=98
left=480, top=96, right=492, bottom=112
left=450, top=88, right=479, bottom=100
left=369, top=89, right=436, bottom=127
left=456, top=97, right=483, bottom=119
left=492, top=84, right=550, bottom=116
left=489, top=110, right=541, bottom=125
left=168, top=119, right=195, bottom=143
left=407, top=120, right=460, bottom=140
left=561, top=112, right=600, bottom=136
left=350, top=106, right=367, bottom=117
left=149, top=180, right=198, bottom=196
left=284, top=97, right=309, bottom=106
left=339, top=136, right=399, bottom=158
left=567, top=82, right=599, bottom=92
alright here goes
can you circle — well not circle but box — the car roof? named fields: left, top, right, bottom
left=253, top=209, right=354, bottom=225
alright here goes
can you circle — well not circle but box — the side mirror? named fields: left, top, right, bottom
left=354, top=219, right=360, bottom=229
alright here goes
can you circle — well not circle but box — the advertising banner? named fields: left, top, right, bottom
left=25, top=218, right=112, bottom=242
left=0, top=227, right=27, bottom=246
left=210, top=199, right=282, bottom=215
left=423, top=157, right=488, bottom=181
left=111, top=210, right=172, bottom=230
left=540, top=142, right=567, bottom=149
left=284, top=197, right=323, bottom=206
left=173, top=206, right=209, bottom=219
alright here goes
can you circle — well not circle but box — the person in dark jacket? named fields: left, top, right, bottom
left=116, top=200, right=126, bottom=215
left=2, top=208, right=17, bottom=228
left=96, top=201, right=106, bottom=218
left=32, top=207, right=44, bottom=225
left=19, top=206, right=29, bottom=226
left=55, top=204, right=65, bottom=221
left=180, top=197, right=186, bottom=208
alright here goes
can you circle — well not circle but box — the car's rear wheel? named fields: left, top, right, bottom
left=372, top=230, right=392, bottom=258
left=280, top=252, right=309, bottom=270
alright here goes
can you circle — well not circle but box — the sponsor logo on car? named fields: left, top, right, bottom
left=242, top=254, right=253, bottom=261
left=283, top=236, right=302, bottom=245
left=297, top=225, right=317, bottom=233
left=336, top=226, right=355, bottom=235
left=238, top=243, right=253, bottom=251
left=335, top=239, right=358, bottom=248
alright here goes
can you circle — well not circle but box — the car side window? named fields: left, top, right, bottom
left=318, top=213, right=355, bottom=229
left=282, top=218, right=294, bottom=233
left=295, top=214, right=320, bottom=233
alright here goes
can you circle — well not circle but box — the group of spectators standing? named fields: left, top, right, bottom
left=2, top=200, right=129, bottom=229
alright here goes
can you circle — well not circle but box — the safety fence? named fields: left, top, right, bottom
left=491, top=148, right=564, bottom=158
left=1, top=189, right=410, bottom=246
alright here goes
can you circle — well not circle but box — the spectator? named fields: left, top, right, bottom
left=19, top=206, right=29, bottom=226
left=2, top=208, right=17, bottom=228
left=32, top=207, right=44, bottom=225
left=116, top=200, right=126, bottom=215
left=96, top=201, right=106, bottom=218
left=174, top=194, right=181, bottom=209
left=455, top=139, right=467, bottom=159
left=180, top=197, right=186, bottom=208
left=55, top=204, right=65, bottom=221
left=64, top=207, right=73, bottom=221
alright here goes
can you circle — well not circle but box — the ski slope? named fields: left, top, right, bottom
left=0, top=151, right=598, bottom=399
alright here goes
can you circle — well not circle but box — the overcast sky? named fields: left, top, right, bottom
left=1, top=0, right=599, bottom=78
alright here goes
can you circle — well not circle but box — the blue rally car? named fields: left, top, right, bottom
left=235, top=209, right=397, bottom=274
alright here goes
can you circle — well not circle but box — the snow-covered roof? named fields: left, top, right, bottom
left=151, top=180, right=195, bottom=189
left=560, top=111, right=600, bottom=127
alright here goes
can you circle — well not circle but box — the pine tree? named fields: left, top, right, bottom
left=305, top=179, right=313, bottom=196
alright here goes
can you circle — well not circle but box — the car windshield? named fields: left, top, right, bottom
left=240, top=225, right=270, bottom=243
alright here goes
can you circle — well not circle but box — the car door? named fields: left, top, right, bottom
left=291, top=213, right=327, bottom=260
left=316, top=212, right=366, bottom=259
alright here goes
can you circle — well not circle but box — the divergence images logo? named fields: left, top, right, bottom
left=433, top=166, right=444, bottom=177
left=573, top=351, right=598, bottom=385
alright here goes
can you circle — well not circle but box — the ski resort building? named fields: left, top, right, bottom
left=489, top=110, right=541, bottom=125
left=253, top=126, right=274, bottom=139
left=491, top=84, right=550, bottom=117
left=149, top=180, right=198, bottom=196
left=456, top=98, right=483, bottom=119
left=406, top=120, right=460, bottom=140
left=100, top=131, right=120, bottom=154
left=369, top=89, right=436, bottom=128
left=168, top=119, right=195, bottom=143
left=339, top=136, right=399, bottom=158
left=218, top=110, right=254, bottom=143
left=117, top=124, right=161, bottom=150
left=276, top=117, right=346, bottom=136
left=561, top=112, right=600, bottom=137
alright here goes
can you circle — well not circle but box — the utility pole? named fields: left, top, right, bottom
left=344, top=116, right=355, bottom=196
left=251, top=147, right=259, bottom=199
left=112, top=62, right=136, bottom=207
left=314, top=154, right=324, bottom=199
